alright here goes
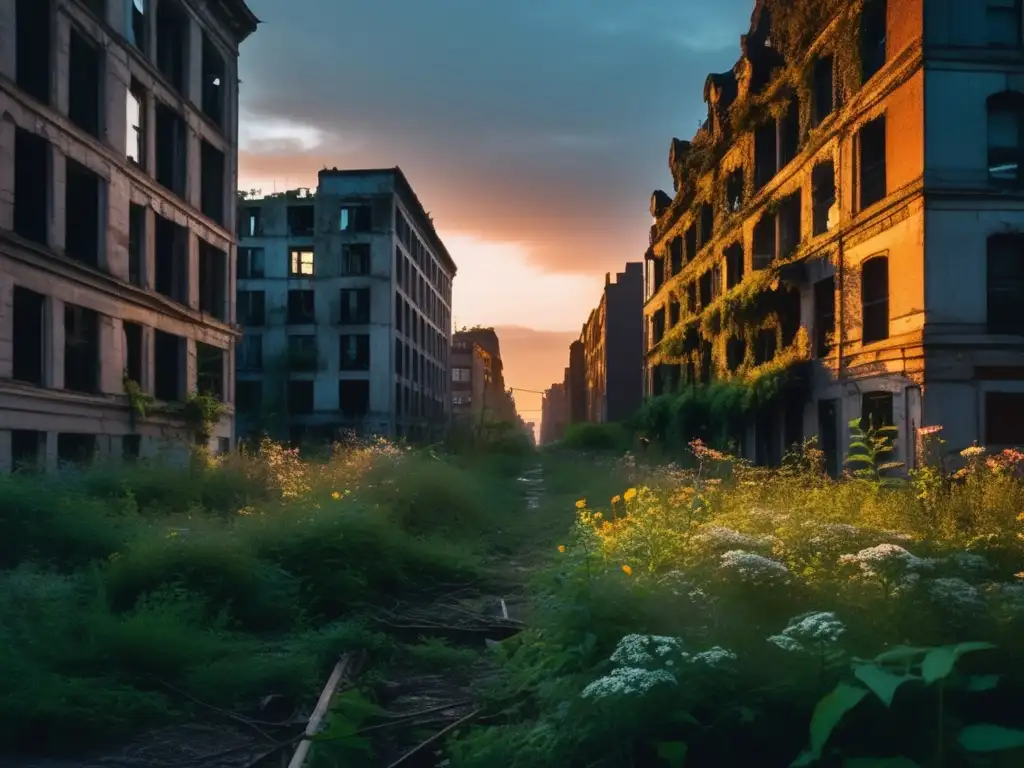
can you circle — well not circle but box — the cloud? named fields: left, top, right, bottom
left=238, top=0, right=754, bottom=274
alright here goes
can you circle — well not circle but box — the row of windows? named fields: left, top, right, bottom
left=237, top=202, right=375, bottom=239
left=236, top=288, right=370, bottom=327
left=396, top=209, right=452, bottom=305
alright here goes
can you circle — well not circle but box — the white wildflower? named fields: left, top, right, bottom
left=689, top=646, right=737, bottom=667
left=767, top=634, right=805, bottom=652
left=719, top=550, right=790, bottom=581
left=696, top=526, right=774, bottom=551
left=994, top=583, right=1024, bottom=612
left=807, top=523, right=861, bottom=547
left=838, top=543, right=928, bottom=578
left=929, top=577, right=983, bottom=608
left=581, top=667, right=677, bottom=699
left=609, top=634, right=684, bottom=666
left=767, top=611, right=846, bottom=653
left=946, top=552, right=989, bottom=574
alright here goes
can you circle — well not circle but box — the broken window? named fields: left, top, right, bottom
left=652, top=308, right=665, bottom=344
left=11, top=430, right=44, bottom=470
left=779, top=191, right=802, bottom=259
left=653, top=258, right=665, bottom=292
left=196, top=342, right=224, bottom=401
left=287, top=380, right=314, bottom=414
left=858, top=114, right=887, bottom=210
left=813, top=276, right=836, bottom=357
left=238, top=206, right=263, bottom=237
left=340, top=205, right=372, bottom=232
left=812, top=56, right=835, bottom=127
left=127, top=0, right=147, bottom=53
left=128, top=203, right=145, bottom=286
left=287, top=289, right=316, bottom=324
left=670, top=237, right=683, bottom=275
left=155, top=103, right=187, bottom=198
left=198, top=242, right=226, bottom=320
left=234, top=247, right=262, bottom=279
left=779, top=100, right=801, bottom=168
left=987, top=91, right=1024, bottom=186
left=16, top=0, right=51, bottom=105
left=64, top=304, right=99, bottom=393
left=287, top=205, right=314, bottom=236
left=201, top=32, right=226, bottom=128
left=154, top=215, right=188, bottom=303
left=123, top=321, right=143, bottom=384
left=727, top=336, right=746, bottom=371
left=985, top=391, right=1024, bottom=445
left=69, top=28, right=102, bottom=138
left=860, top=391, right=894, bottom=432
left=752, top=212, right=776, bottom=270
left=339, top=379, right=370, bottom=417
left=711, top=263, right=723, bottom=300
left=200, top=141, right=225, bottom=225
left=686, top=283, right=697, bottom=314
left=287, top=335, right=319, bottom=371
left=812, top=161, right=836, bottom=235
left=12, top=286, right=45, bottom=386
left=288, top=248, right=314, bottom=277
left=13, top=128, right=49, bottom=246
left=237, top=290, right=265, bottom=325
left=236, top=380, right=262, bottom=412
left=780, top=289, right=802, bottom=346
left=860, top=0, right=887, bottom=82
left=339, top=334, right=371, bottom=371
left=153, top=330, right=182, bottom=401
left=155, top=0, right=188, bottom=93
left=238, top=334, right=263, bottom=370
left=342, top=243, right=371, bottom=275
left=726, top=169, right=744, bottom=213
left=126, top=81, right=146, bottom=168
left=754, top=121, right=777, bottom=191
left=339, top=288, right=370, bottom=324
left=698, top=270, right=713, bottom=308
left=65, top=160, right=103, bottom=268
left=987, top=0, right=1023, bottom=47
left=987, top=234, right=1024, bottom=334
left=57, top=434, right=96, bottom=466
left=861, top=255, right=889, bottom=344
left=725, top=242, right=744, bottom=289
left=754, top=328, right=777, bottom=365
left=669, top=300, right=680, bottom=327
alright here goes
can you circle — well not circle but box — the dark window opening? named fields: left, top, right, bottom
left=201, top=33, right=226, bottom=128
left=779, top=191, right=802, bottom=259
left=987, top=234, right=1024, bottom=335
left=155, top=103, right=187, bottom=198
left=155, top=0, right=188, bottom=93
left=685, top=224, right=697, bottom=263
left=339, top=379, right=370, bottom=417
left=652, top=308, right=665, bottom=344
left=65, top=160, right=102, bottom=267
left=340, top=205, right=372, bottom=232
left=339, top=334, right=370, bottom=371
left=287, top=289, right=316, bottom=325
left=686, top=283, right=697, bottom=314
left=238, top=206, right=263, bottom=237
left=196, top=342, right=224, bottom=401
left=670, top=237, right=683, bottom=275
left=237, top=290, right=266, bottom=325
left=861, top=256, right=890, bottom=344
left=123, top=321, right=143, bottom=384
left=812, top=161, right=836, bottom=235
left=812, top=56, right=835, bottom=127
left=698, top=270, right=713, bottom=308
left=726, top=168, right=744, bottom=212
left=818, top=399, right=839, bottom=477
left=154, top=214, right=188, bottom=304
left=780, top=289, right=802, bottom=346
left=779, top=100, right=801, bottom=168
left=16, top=0, right=51, bottom=104
left=287, top=205, right=314, bottom=236
left=57, top=434, right=96, bottom=466
left=813, top=276, right=836, bottom=357
left=754, top=121, right=777, bottom=191
left=236, top=380, right=262, bottom=413
left=11, top=430, right=44, bottom=470
left=123, top=434, right=141, bottom=460
left=128, top=203, right=145, bottom=285
left=198, top=242, right=227, bottom=320
left=237, top=247, right=265, bottom=279
left=985, top=392, right=1024, bottom=445
left=64, top=304, right=99, bottom=393
left=669, top=300, right=681, bottom=327
left=80, top=0, right=106, bottom=19
left=289, top=248, right=314, bottom=277
left=754, top=328, right=777, bottom=366
left=858, top=114, right=887, bottom=210
left=700, top=340, right=713, bottom=384
left=153, top=330, right=182, bottom=401
left=287, top=381, right=314, bottom=414
left=725, top=242, right=744, bottom=289
left=13, top=128, right=49, bottom=246
left=287, top=335, right=319, bottom=372
left=12, top=286, right=45, bottom=386
left=726, top=336, right=746, bottom=371
left=69, top=28, right=102, bottom=139
left=753, top=213, right=776, bottom=270
left=339, top=288, right=370, bottom=324
left=860, top=0, right=887, bottom=83
left=396, top=339, right=404, bottom=376
left=238, top=334, right=262, bottom=370
left=987, top=91, right=1024, bottom=187
left=200, top=141, right=225, bottom=225
left=128, top=0, right=147, bottom=53
left=699, top=203, right=714, bottom=248
left=860, top=391, right=894, bottom=432
left=342, top=243, right=371, bottom=275
left=653, top=258, right=665, bottom=293
left=711, top=263, right=723, bottom=300
left=987, top=0, right=1023, bottom=47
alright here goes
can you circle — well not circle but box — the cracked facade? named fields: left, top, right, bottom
left=644, top=0, right=1024, bottom=471
left=0, top=0, right=257, bottom=470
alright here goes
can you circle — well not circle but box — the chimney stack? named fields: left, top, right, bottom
left=605, top=272, right=611, bottom=286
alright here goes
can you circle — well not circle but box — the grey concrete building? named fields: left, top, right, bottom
left=235, top=168, right=456, bottom=444
left=0, top=0, right=258, bottom=470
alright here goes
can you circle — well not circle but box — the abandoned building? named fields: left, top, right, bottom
left=0, top=0, right=258, bottom=470
left=450, top=327, right=518, bottom=427
left=540, top=381, right=567, bottom=445
left=235, top=168, right=457, bottom=444
left=644, top=0, right=1024, bottom=472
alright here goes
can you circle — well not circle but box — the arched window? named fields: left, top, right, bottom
left=861, top=256, right=889, bottom=344
left=987, top=234, right=1024, bottom=335
left=987, top=91, right=1024, bottom=185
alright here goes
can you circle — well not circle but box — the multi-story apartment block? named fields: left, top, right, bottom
left=540, top=382, right=567, bottom=444
left=235, top=167, right=456, bottom=444
left=643, top=0, right=1024, bottom=473
left=451, top=334, right=492, bottom=424
left=0, top=0, right=258, bottom=470
left=581, top=263, right=644, bottom=423
left=450, top=327, right=517, bottom=425
left=565, top=342, right=586, bottom=426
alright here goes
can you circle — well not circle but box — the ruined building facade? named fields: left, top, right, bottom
left=235, top=168, right=456, bottom=444
left=643, top=0, right=1024, bottom=470
left=540, top=382, right=567, bottom=444
left=0, top=0, right=258, bottom=470
left=450, top=333, right=492, bottom=425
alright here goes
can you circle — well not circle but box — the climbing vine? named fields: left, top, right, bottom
left=182, top=391, right=226, bottom=445
left=122, top=374, right=153, bottom=428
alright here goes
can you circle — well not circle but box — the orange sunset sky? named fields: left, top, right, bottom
left=237, top=0, right=755, bottom=424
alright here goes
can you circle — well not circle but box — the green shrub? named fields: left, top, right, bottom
left=560, top=422, right=632, bottom=453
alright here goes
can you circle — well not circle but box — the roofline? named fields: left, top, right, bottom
left=318, top=167, right=458, bottom=276
left=212, top=0, right=260, bottom=43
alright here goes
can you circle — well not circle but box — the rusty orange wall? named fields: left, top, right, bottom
left=887, top=0, right=923, bottom=57
left=885, top=68, right=925, bottom=194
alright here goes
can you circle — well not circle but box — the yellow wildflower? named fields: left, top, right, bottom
left=621, top=564, right=632, bottom=576
left=623, top=488, right=637, bottom=502
left=611, top=494, right=622, bottom=504
left=1015, top=571, right=1024, bottom=580
left=575, top=499, right=587, bottom=509
left=331, top=491, right=341, bottom=500
left=593, top=512, right=602, bottom=520
left=558, top=544, right=567, bottom=553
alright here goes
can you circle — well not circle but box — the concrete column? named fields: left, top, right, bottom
left=105, top=174, right=131, bottom=281
left=187, top=231, right=199, bottom=310
left=45, top=296, right=65, bottom=390
left=227, top=244, right=236, bottom=323
left=141, top=324, right=155, bottom=395
left=49, top=147, right=66, bottom=253
left=147, top=0, right=160, bottom=61
left=143, top=205, right=156, bottom=289
left=54, top=13, right=70, bottom=117
left=105, top=45, right=130, bottom=157
left=184, top=337, right=197, bottom=395
left=0, top=431, right=11, bottom=474
left=144, top=93, right=157, bottom=176
left=44, top=431, right=58, bottom=472
left=99, top=315, right=124, bottom=395
left=222, top=343, right=233, bottom=405
left=0, top=0, right=15, bottom=80
left=187, top=14, right=202, bottom=108
left=186, top=122, right=201, bottom=210
left=0, top=113, right=13, bottom=236
left=108, top=0, right=128, bottom=36
left=0, top=275, right=13, bottom=379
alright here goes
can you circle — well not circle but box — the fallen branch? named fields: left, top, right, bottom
left=287, top=652, right=359, bottom=768
left=385, top=708, right=481, bottom=768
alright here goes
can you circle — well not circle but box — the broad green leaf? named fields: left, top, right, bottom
left=854, top=663, right=917, bottom=707
left=921, top=642, right=996, bottom=684
left=872, top=646, right=930, bottom=664
left=958, top=724, right=1024, bottom=752
left=790, top=750, right=816, bottom=767
left=656, top=740, right=689, bottom=767
left=844, top=758, right=920, bottom=767
left=967, top=674, right=1000, bottom=692
left=807, top=682, right=868, bottom=759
